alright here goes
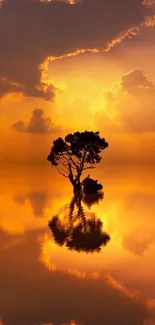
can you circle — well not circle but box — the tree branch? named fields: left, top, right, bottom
left=80, top=149, right=88, bottom=172
left=62, top=163, right=70, bottom=174
left=61, top=156, right=77, bottom=170
left=66, top=148, right=79, bottom=169
left=69, top=161, right=77, bottom=170
left=83, top=166, right=95, bottom=171
left=56, top=166, right=69, bottom=178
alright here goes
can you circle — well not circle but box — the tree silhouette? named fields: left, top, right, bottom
left=82, top=174, right=103, bottom=194
left=47, top=131, right=108, bottom=193
left=48, top=193, right=110, bottom=253
left=82, top=191, right=104, bottom=209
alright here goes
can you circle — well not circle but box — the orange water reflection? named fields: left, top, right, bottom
left=0, top=164, right=155, bottom=325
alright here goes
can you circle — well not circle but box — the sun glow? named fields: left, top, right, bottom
left=39, top=232, right=101, bottom=279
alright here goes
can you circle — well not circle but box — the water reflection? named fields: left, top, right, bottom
left=82, top=191, right=104, bottom=208
left=49, top=192, right=110, bottom=253
left=0, top=165, right=155, bottom=325
left=122, top=230, right=155, bottom=257
left=14, top=192, right=49, bottom=218
left=0, top=227, right=151, bottom=325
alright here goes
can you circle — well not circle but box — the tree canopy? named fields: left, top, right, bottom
left=47, top=131, right=108, bottom=192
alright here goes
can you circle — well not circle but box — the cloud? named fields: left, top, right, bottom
left=0, top=0, right=153, bottom=99
left=41, top=322, right=80, bottom=325
left=120, top=192, right=155, bottom=255
left=121, top=70, right=154, bottom=95
left=122, top=232, right=155, bottom=256
left=12, top=109, right=64, bottom=134
left=0, top=228, right=24, bottom=252
left=0, top=77, right=56, bottom=101
left=143, top=0, right=155, bottom=8
left=14, top=191, right=49, bottom=217
left=97, top=69, right=155, bottom=133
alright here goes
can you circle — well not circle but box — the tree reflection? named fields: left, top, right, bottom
left=82, top=191, right=104, bottom=209
left=48, top=193, right=110, bottom=253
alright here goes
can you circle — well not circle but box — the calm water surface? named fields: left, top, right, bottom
left=0, top=164, right=155, bottom=325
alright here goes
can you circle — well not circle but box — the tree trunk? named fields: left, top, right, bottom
left=69, top=171, right=82, bottom=194
left=76, top=173, right=82, bottom=193
left=73, top=183, right=82, bottom=194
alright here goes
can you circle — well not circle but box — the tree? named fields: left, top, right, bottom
left=47, top=131, right=108, bottom=193
left=48, top=193, right=110, bottom=253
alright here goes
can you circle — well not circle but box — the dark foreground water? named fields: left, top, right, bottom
left=0, top=164, right=155, bottom=325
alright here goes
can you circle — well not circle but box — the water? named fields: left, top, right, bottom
left=0, top=164, right=155, bottom=325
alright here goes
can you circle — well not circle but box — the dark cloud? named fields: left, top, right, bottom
left=0, top=0, right=153, bottom=99
left=12, top=108, right=64, bottom=134
left=0, top=77, right=56, bottom=101
left=14, top=191, right=49, bottom=217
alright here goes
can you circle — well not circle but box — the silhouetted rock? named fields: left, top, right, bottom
left=82, top=175, right=103, bottom=194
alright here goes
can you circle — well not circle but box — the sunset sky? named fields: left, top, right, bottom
left=1, top=3, right=155, bottom=322
left=1, top=0, right=155, bottom=164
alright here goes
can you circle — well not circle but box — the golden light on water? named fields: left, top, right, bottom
left=39, top=232, right=101, bottom=279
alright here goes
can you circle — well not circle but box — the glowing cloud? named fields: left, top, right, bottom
left=0, top=0, right=154, bottom=100
left=97, top=69, right=155, bottom=134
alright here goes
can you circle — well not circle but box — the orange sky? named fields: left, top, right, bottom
left=1, top=51, right=155, bottom=164
left=1, top=2, right=155, bottom=325
left=0, top=0, right=155, bottom=164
